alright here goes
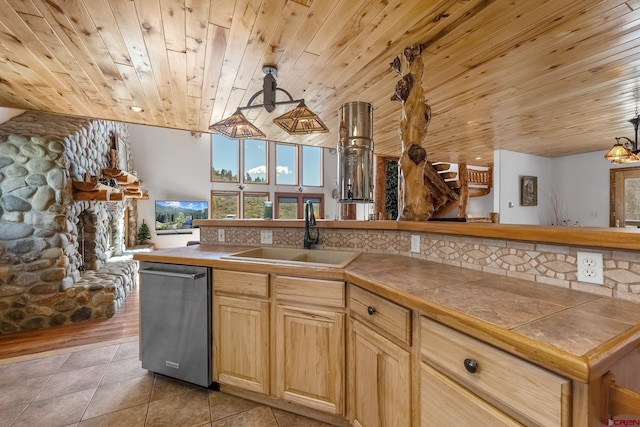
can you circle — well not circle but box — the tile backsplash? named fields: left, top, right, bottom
left=200, top=226, right=640, bottom=304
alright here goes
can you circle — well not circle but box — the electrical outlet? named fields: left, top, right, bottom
left=411, top=234, right=421, bottom=253
left=577, top=251, right=603, bottom=285
left=218, top=229, right=225, bottom=243
left=260, top=230, right=273, bottom=245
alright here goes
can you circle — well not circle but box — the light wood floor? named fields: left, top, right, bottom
left=0, top=287, right=139, bottom=360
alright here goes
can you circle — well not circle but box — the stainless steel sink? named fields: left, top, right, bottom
left=223, top=247, right=360, bottom=268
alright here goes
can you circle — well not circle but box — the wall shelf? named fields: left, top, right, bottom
left=72, top=168, right=148, bottom=201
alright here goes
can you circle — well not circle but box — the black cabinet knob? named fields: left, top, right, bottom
left=463, top=358, right=478, bottom=374
left=367, top=306, right=376, bottom=315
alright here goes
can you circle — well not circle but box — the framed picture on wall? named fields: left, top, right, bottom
left=520, top=175, right=537, bottom=206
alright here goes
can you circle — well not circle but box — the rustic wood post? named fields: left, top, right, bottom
left=390, top=45, right=433, bottom=221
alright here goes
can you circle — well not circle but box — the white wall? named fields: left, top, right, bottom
left=0, top=108, right=25, bottom=124
left=128, top=125, right=212, bottom=248
left=128, top=124, right=338, bottom=248
left=496, top=149, right=630, bottom=226
left=550, top=151, right=611, bottom=226
left=494, top=150, right=553, bottom=225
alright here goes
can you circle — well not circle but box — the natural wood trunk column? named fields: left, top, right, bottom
left=391, top=45, right=433, bottom=221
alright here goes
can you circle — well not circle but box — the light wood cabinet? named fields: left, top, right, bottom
left=350, top=284, right=411, bottom=345
left=274, top=275, right=346, bottom=415
left=348, top=285, right=412, bottom=427
left=212, top=270, right=269, bottom=394
left=350, top=319, right=411, bottom=427
left=421, top=362, right=523, bottom=426
left=420, top=316, right=571, bottom=426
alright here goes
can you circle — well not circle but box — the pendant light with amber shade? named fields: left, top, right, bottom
left=605, top=114, right=640, bottom=164
left=209, top=66, right=328, bottom=139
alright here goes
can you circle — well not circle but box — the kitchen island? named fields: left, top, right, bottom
left=134, top=244, right=640, bottom=426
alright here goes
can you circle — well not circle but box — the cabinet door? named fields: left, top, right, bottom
left=421, top=362, right=523, bottom=427
left=213, top=295, right=269, bottom=394
left=275, top=304, right=345, bottom=415
left=350, top=320, right=411, bottom=427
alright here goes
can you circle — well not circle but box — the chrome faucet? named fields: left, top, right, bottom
left=304, top=201, right=319, bottom=249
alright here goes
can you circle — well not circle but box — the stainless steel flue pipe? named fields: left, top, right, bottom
left=337, top=102, right=374, bottom=203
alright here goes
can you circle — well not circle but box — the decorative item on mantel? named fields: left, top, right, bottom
left=390, top=45, right=458, bottom=221
left=71, top=142, right=148, bottom=201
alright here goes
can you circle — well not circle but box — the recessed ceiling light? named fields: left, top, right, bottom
left=475, top=156, right=482, bottom=160
left=130, top=106, right=144, bottom=113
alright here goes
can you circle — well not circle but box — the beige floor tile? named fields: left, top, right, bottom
left=271, top=408, right=334, bottom=427
left=0, top=375, right=50, bottom=409
left=99, top=357, right=147, bottom=385
left=57, top=345, right=119, bottom=373
left=12, top=388, right=95, bottom=427
left=145, top=389, right=211, bottom=427
left=0, top=339, right=333, bottom=427
left=149, top=375, right=200, bottom=402
left=211, top=405, right=277, bottom=427
left=77, top=403, right=148, bottom=427
left=112, top=341, right=139, bottom=361
left=34, top=363, right=109, bottom=402
left=208, top=392, right=261, bottom=421
left=0, top=354, right=69, bottom=384
left=82, top=374, right=154, bottom=420
left=0, top=404, right=26, bottom=426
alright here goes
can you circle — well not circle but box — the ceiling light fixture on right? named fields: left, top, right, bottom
left=605, top=114, right=640, bottom=163
left=273, top=101, right=328, bottom=135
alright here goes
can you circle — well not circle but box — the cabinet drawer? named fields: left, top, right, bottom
left=421, top=362, right=523, bottom=427
left=420, top=317, right=570, bottom=427
left=350, top=285, right=411, bottom=345
left=274, top=276, right=345, bottom=308
left=213, top=269, right=268, bottom=298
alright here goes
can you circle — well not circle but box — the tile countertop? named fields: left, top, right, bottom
left=133, top=245, right=640, bottom=383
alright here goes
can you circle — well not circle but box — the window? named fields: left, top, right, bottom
left=276, top=143, right=297, bottom=185
left=210, top=135, right=329, bottom=219
left=244, top=139, right=268, bottom=183
left=302, top=145, right=323, bottom=186
left=211, top=191, right=239, bottom=219
left=276, top=195, right=299, bottom=219
left=211, top=135, right=238, bottom=182
left=275, top=193, right=324, bottom=219
left=243, top=193, right=269, bottom=219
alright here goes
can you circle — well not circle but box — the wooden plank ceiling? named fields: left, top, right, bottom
left=1, top=0, right=640, bottom=166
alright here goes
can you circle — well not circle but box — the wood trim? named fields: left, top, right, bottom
left=610, top=166, right=640, bottom=228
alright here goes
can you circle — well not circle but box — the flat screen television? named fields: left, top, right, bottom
left=155, top=200, right=208, bottom=235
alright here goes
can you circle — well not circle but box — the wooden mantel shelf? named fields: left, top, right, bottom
left=193, top=219, right=640, bottom=251
left=72, top=168, right=148, bottom=201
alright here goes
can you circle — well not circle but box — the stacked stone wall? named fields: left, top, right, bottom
left=0, top=112, right=137, bottom=334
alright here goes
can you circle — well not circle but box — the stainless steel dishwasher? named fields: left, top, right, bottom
left=139, top=261, right=213, bottom=388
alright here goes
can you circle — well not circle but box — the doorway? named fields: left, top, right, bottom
left=610, top=166, right=640, bottom=227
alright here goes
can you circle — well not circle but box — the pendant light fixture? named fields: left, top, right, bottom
left=209, top=66, right=328, bottom=139
left=605, top=114, right=640, bottom=163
